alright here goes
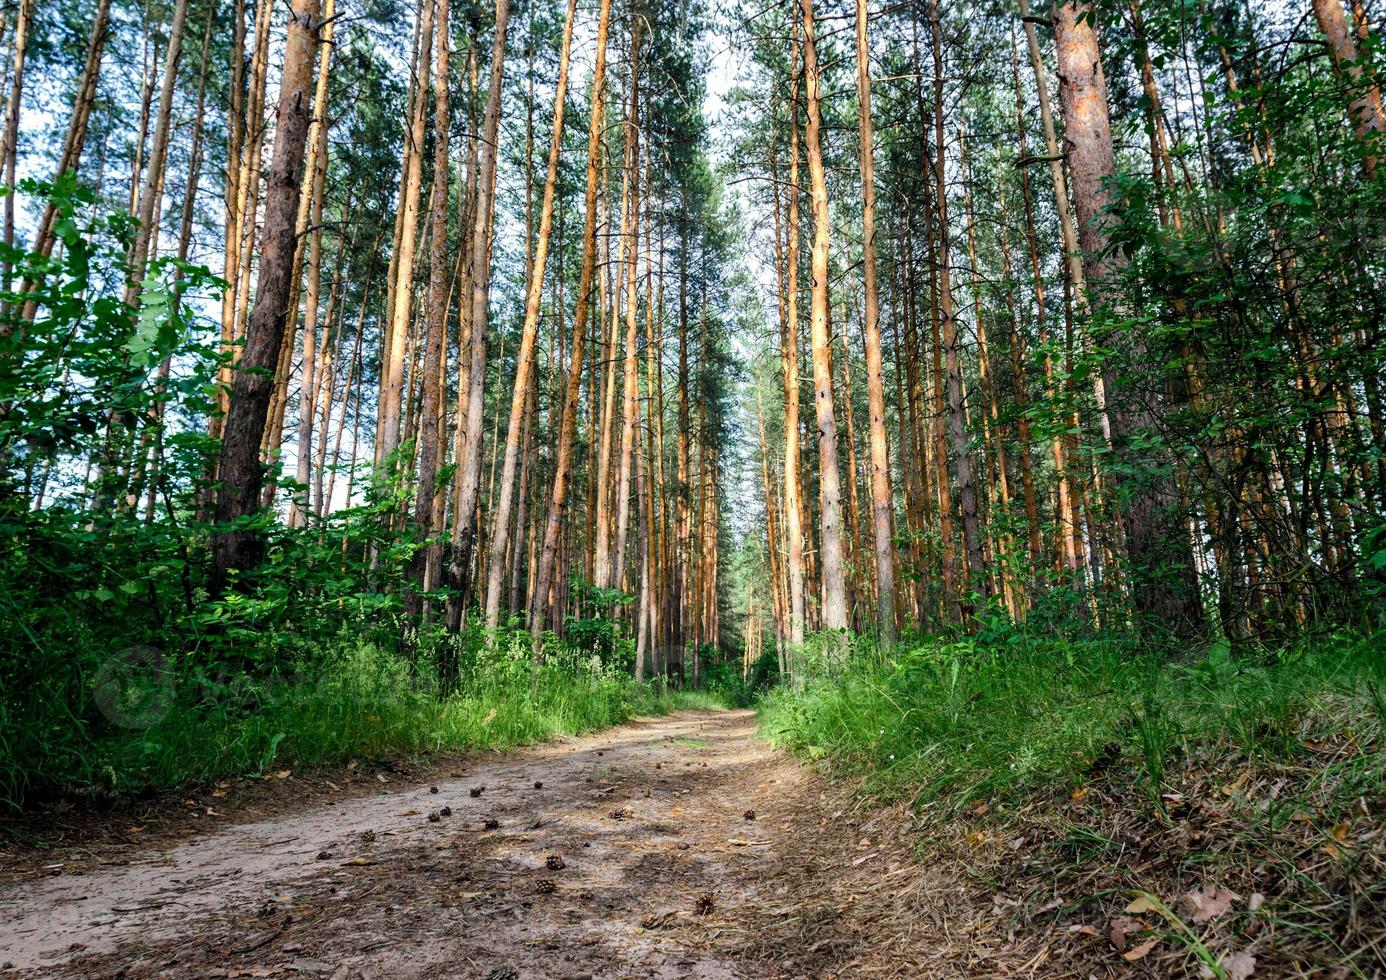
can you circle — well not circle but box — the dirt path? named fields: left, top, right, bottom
left=0, top=710, right=944, bottom=979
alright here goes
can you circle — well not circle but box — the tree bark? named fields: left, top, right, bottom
left=1052, top=0, right=1205, bottom=637
left=930, top=0, right=986, bottom=606
left=377, top=0, right=434, bottom=467
left=529, top=0, right=613, bottom=647
left=1313, top=0, right=1386, bottom=178
left=612, top=21, right=643, bottom=594
left=800, top=0, right=848, bottom=631
left=447, top=0, right=512, bottom=623
left=853, top=0, right=897, bottom=644
left=482, top=0, right=579, bottom=630
left=406, top=0, right=451, bottom=616
left=210, top=0, right=322, bottom=595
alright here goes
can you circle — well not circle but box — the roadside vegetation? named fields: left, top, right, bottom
left=762, top=628, right=1386, bottom=975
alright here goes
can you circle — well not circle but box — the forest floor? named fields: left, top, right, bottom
left=0, top=708, right=983, bottom=979
left=4, top=705, right=1356, bottom=978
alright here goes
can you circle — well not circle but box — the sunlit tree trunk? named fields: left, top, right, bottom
left=127, top=0, right=189, bottom=301
left=447, top=0, right=512, bottom=621
left=853, top=0, right=897, bottom=644
left=800, top=0, right=848, bottom=631
left=612, top=21, right=643, bottom=594
left=0, top=0, right=31, bottom=288
left=1014, top=7, right=1083, bottom=583
left=404, top=0, right=452, bottom=617
left=529, top=0, right=613, bottom=647
left=1313, top=0, right=1386, bottom=178
left=780, top=27, right=807, bottom=652
left=481, top=0, right=577, bottom=629
left=25, top=0, right=111, bottom=272
left=377, top=0, right=433, bottom=467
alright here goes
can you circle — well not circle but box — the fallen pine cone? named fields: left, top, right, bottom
left=546, top=854, right=566, bottom=870
left=439, top=806, right=452, bottom=817
left=483, top=818, right=500, bottom=830
left=533, top=781, right=543, bottom=789
left=427, top=811, right=441, bottom=823
left=608, top=807, right=633, bottom=821
left=469, top=786, right=485, bottom=798
left=534, top=879, right=556, bottom=895
left=743, top=810, right=756, bottom=821
left=430, top=786, right=439, bottom=794
left=694, top=892, right=715, bottom=916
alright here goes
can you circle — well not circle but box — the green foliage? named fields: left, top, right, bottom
left=0, top=636, right=709, bottom=809
left=760, top=628, right=1386, bottom=815
left=0, top=175, right=225, bottom=495
left=0, top=183, right=706, bottom=811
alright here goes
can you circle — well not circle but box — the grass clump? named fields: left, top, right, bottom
left=761, top=629, right=1386, bottom=974
left=760, top=629, right=1385, bottom=814
left=1, top=632, right=719, bottom=809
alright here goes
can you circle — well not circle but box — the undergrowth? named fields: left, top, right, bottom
left=761, top=628, right=1386, bottom=974
left=761, top=629, right=1385, bottom=814
left=0, top=634, right=720, bottom=810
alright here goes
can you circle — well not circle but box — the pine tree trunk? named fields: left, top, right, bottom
left=377, top=0, right=434, bottom=467
left=612, top=21, right=643, bottom=595
left=482, top=0, right=578, bottom=627
left=0, top=0, right=31, bottom=288
left=853, top=0, right=897, bottom=643
left=781, top=27, right=808, bottom=652
left=25, top=0, right=111, bottom=270
left=287, top=0, right=336, bottom=527
left=406, top=0, right=451, bottom=617
left=447, top=0, right=512, bottom=622
left=800, top=0, right=848, bottom=632
left=929, top=0, right=986, bottom=607
left=1313, top=0, right=1386, bottom=178
left=1052, top=0, right=1205, bottom=638
left=529, top=0, right=613, bottom=647
left=210, top=0, right=322, bottom=595
left=127, top=0, right=190, bottom=301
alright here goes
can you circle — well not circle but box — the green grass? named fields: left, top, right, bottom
left=1, top=638, right=722, bottom=809
left=759, top=629, right=1386, bottom=814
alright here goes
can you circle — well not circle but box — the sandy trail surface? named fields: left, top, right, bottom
left=0, top=710, right=938, bottom=979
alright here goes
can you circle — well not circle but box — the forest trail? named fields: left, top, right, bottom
left=0, top=711, right=937, bottom=978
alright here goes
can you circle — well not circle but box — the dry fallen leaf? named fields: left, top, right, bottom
left=1220, top=951, right=1257, bottom=980
left=1185, top=884, right=1239, bottom=923
left=1125, top=894, right=1162, bottom=915
left=1124, top=938, right=1158, bottom=961
left=1109, top=916, right=1146, bottom=952
left=1221, top=770, right=1251, bottom=796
